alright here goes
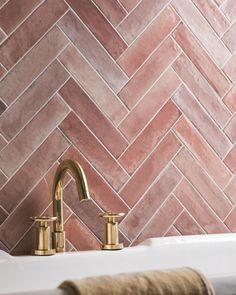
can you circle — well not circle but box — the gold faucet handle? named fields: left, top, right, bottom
left=30, top=216, right=57, bottom=256
left=31, top=216, right=57, bottom=224
left=99, top=212, right=125, bottom=222
left=99, top=212, right=125, bottom=250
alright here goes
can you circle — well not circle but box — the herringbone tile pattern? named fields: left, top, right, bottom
left=0, top=0, right=235, bottom=255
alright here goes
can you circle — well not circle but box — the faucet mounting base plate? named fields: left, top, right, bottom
left=101, top=243, right=124, bottom=250
left=33, top=249, right=56, bottom=256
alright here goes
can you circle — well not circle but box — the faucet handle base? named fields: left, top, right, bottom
left=100, top=212, right=125, bottom=251
left=30, top=216, right=57, bottom=256
left=34, top=249, right=56, bottom=256
left=101, top=243, right=124, bottom=250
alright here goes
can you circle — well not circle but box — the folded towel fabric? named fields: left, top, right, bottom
left=59, top=267, right=215, bottom=295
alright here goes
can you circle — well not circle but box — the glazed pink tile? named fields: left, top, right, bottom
left=192, top=0, right=230, bottom=36
left=59, top=113, right=129, bottom=191
left=118, top=7, right=180, bottom=76
left=173, top=23, right=231, bottom=97
left=0, top=27, right=69, bottom=104
left=174, top=179, right=229, bottom=233
left=0, top=0, right=43, bottom=34
left=118, top=37, right=180, bottom=108
left=119, top=68, right=180, bottom=141
left=172, top=85, right=232, bottom=158
left=119, top=101, right=180, bottom=174
left=120, top=165, right=181, bottom=240
left=0, top=0, right=68, bottom=69
left=59, top=78, right=128, bottom=158
left=65, top=0, right=127, bottom=59
left=58, top=11, right=128, bottom=93
left=174, top=117, right=231, bottom=188
left=0, top=61, right=69, bottom=140
left=120, top=132, right=181, bottom=207
left=173, top=53, right=231, bottom=128
left=174, top=149, right=232, bottom=219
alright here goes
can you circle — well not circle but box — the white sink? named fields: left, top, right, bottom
left=1, top=233, right=236, bottom=294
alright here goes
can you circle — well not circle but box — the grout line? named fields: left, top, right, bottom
left=63, top=6, right=129, bottom=80
left=171, top=79, right=233, bottom=170
left=56, top=128, right=131, bottom=210
left=0, top=74, right=71, bottom=148
left=222, top=111, right=235, bottom=132
left=58, top=109, right=130, bottom=180
left=118, top=49, right=182, bottom=127
left=171, top=191, right=207, bottom=234
left=0, top=0, right=9, bottom=9
left=172, top=156, right=234, bottom=221
left=129, top=169, right=183, bottom=245
left=220, top=14, right=236, bottom=41
left=171, top=4, right=232, bottom=87
left=119, top=137, right=183, bottom=221
left=171, top=117, right=234, bottom=206
left=0, top=27, right=7, bottom=40
left=223, top=203, right=236, bottom=222
left=0, top=239, right=10, bottom=252
left=115, top=0, right=143, bottom=28
left=0, top=0, right=46, bottom=38
left=170, top=51, right=232, bottom=131
left=0, top=62, right=7, bottom=72
left=162, top=207, right=185, bottom=237
left=171, top=2, right=232, bottom=68
left=219, top=2, right=234, bottom=23
left=57, top=88, right=129, bottom=147
left=117, top=100, right=181, bottom=171
left=117, top=7, right=181, bottom=63
left=170, top=72, right=233, bottom=160
left=1, top=143, right=72, bottom=237
left=166, top=225, right=182, bottom=236
left=117, top=76, right=182, bottom=160
left=66, top=211, right=103, bottom=244
left=9, top=199, right=56, bottom=253
left=0, top=99, right=70, bottom=184
left=0, top=96, right=8, bottom=112
left=0, top=165, right=8, bottom=180
left=191, top=0, right=231, bottom=39
left=118, top=19, right=181, bottom=83
left=117, top=131, right=175, bottom=190
left=0, top=42, right=70, bottom=147
left=116, top=0, right=129, bottom=14
left=0, top=41, right=70, bottom=111
left=56, top=56, right=129, bottom=140
left=0, top=204, right=9, bottom=215
left=222, top=169, right=235, bottom=192
left=89, top=0, right=129, bottom=47
left=0, top=6, right=69, bottom=78
left=221, top=82, right=236, bottom=106
left=56, top=24, right=130, bottom=116
left=116, top=57, right=182, bottom=159
left=66, top=0, right=130, bottom=48
left=221, top=50, right=235, bottom=69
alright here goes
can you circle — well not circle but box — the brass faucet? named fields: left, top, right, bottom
left=31, top=159, right=90, bottom=255
left=52, top=159, right=90, bottom=252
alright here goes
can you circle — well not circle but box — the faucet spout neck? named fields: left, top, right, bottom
left=52, top=159, right=90, bottom=252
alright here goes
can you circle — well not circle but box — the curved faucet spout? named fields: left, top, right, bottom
left=52, top=159, right=90, bottom=252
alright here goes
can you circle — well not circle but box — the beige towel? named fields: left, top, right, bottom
left=59, top=267, right=215, bottom=295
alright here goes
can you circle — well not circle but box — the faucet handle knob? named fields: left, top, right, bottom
left=31, top=216, right=57, bottom=224
left=30, top=216, right=57, bottom=256
left=99, top=212, right=125, bottom=250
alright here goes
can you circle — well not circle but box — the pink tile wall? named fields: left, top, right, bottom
left=0, top=0, right=235, bottom=255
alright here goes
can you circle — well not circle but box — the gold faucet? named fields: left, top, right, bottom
left=31, top=159, right=90, bottom=255
left=52, top=159, right=90, bottom=252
